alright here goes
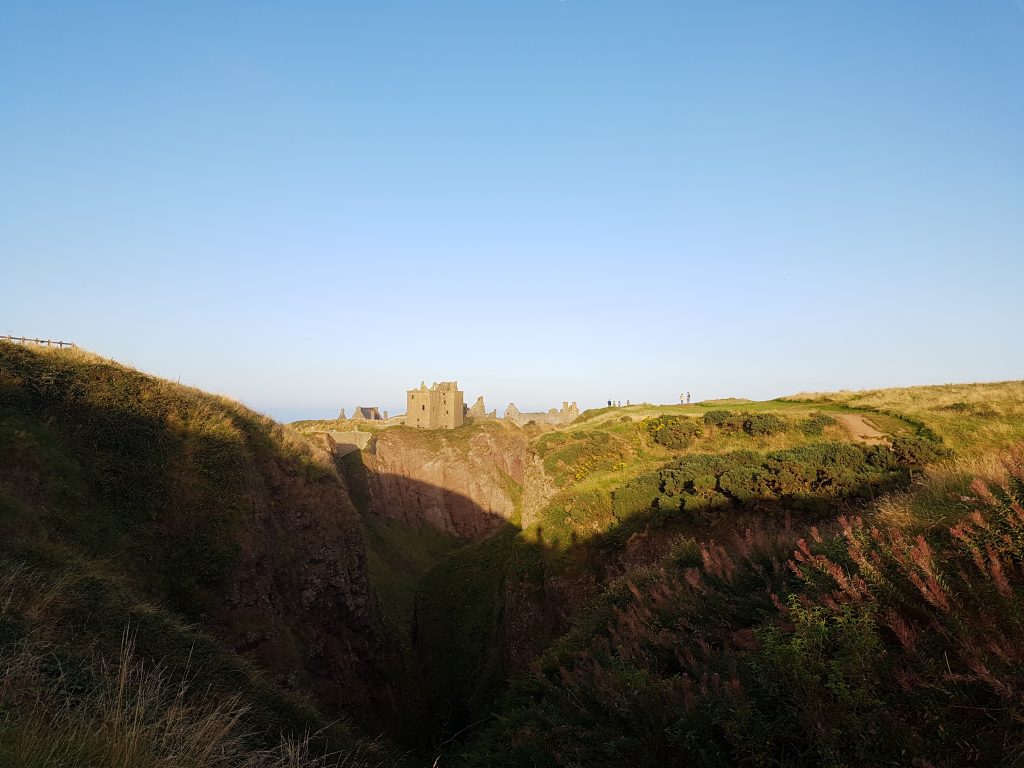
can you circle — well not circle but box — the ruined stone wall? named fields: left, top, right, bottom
left=467, top=396, right=497, bottom=421
left=504, top=401, right=579, bottom=428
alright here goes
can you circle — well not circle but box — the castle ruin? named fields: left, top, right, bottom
left=503, top=401, right=579, bottom=428
left=466, top=395, right=497, bottom=421
left=331, top=381, right=578, bottom=435
left=407, top=381, right=464, bottom=430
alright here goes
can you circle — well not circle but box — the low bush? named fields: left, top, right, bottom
left=703, top=410, right=787, bottom=436
left=799, top=412, right=836, bottom=436
left=742, top=413, right=785, bottom=436
left=611, top=474, right=663, bottom=521
left=644, top=415, right=702, bottom=449
left=702, top=409, right=734, bottom=427
left=668, top=536, right=702, bottom=568
left=634, top=443, right=901, bottom=520
left=891, top=435, right=950, bottom=465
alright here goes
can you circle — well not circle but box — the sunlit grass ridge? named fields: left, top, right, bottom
left=786, top=380, right=1024, bottom=452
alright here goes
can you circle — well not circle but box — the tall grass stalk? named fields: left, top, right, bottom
left=0, top=631, right=386, bottom=768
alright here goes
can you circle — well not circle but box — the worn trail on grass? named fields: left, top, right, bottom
left=834, top=413, right=890, bottom=446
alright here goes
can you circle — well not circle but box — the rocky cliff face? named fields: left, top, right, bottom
left=362, top=423, right=556, bottom=540
left=218, top=430, right=387, bottom=717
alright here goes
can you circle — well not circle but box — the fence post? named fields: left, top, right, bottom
left=1, top=336, right=75, bottom=349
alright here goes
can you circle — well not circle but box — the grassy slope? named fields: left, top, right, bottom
left=786, top=380, right=1024, bottom=452
left=355, top=400, right=918, bottom=753
left=784, top=381, right=1024, bottom=532
left=0, top=555, right=387, bottom=766
left=289, top=381, right=1024, bottom=762
left=463, top=450, right=1024, bottom=767
left=0, top=343, right=392, bottom=763
left=347, top=385, right=1004, bottom=762
left=456, top=385, right=1024, bottom=765
left=528, top=401, right=912, bottom=544
left=293, top=417, right=393, bottom=435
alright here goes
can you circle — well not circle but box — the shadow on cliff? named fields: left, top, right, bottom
left=334, top=444, right=913, bottom=756
left=0, top=345, right=393, bottom=748
left=332, top=449, right=515, bottom=747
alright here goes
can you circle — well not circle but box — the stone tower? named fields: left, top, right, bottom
left=406, top=381, right=464, bottom=430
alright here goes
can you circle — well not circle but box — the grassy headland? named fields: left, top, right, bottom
left=5, top=340, right=1022, bottom=766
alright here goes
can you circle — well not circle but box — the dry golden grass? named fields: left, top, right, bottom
left=780, top=381, right=1024, bottom=530
left=787, top=380, right=1024, bottom=452
left=0, top=632, right=386, bottom=768
left=873, top=446, right=1017, bottom=531
left=0, top=564, right=385, bottom=768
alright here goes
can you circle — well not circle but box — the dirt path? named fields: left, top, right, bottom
left=834, top=413, right=890, bottom=446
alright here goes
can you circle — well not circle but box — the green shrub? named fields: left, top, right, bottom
left=606, top=443, right=905, bottom=528
left=611, top=475, right=662, bottom=521
left=799, top=413, right=836, bottom=436
left=866, top=444, right=900, bottom=470
left=645, top=415, right=702, bottom=449
left=940, top=401, right=972, bottom=412
left=536, top=430, right=633, bottom=486
left=718, top=466, right=759, bottom=501
left=891, top=435, right=949, bottom=465
left=702, top=409, right=734, bottom=427
left=653, top=494, right=682, bottom=513
left=689, top=474, right=719, bottom=497
left=742, top=413, right=786, bottom=436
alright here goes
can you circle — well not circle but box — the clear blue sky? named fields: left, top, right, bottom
left=3, top=2, right=1022, bottom=421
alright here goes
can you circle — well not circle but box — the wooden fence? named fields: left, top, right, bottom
left=1, top=336, right=76, bottom=349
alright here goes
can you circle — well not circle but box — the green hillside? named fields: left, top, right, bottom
left=448, top=388, right=1024, bottom=766
left=361, top=398, right=929, bottom=751
left=5, top=338, right=1024, bottom=766
left=352, top=384, right=1024, bottom=765
left=0, top=342, right=396, bottom=766
left=464, top=450, right=1024, bottom=766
